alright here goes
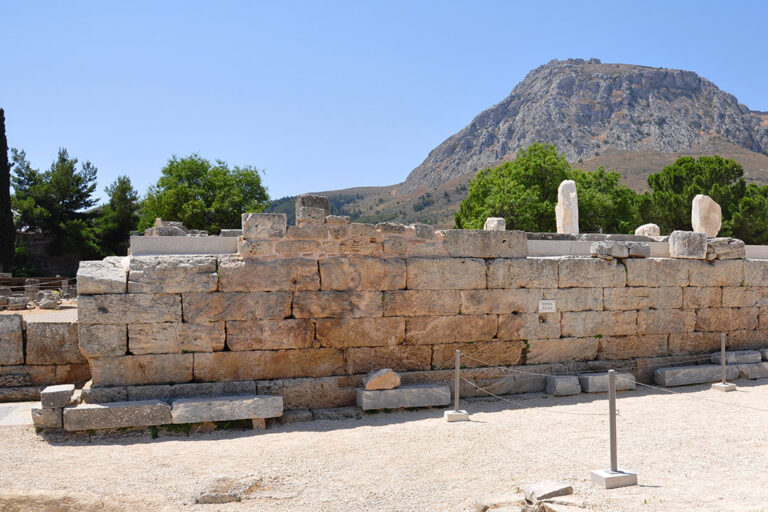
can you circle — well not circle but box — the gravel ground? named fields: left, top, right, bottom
left=1, top=381, right=767, bottom=511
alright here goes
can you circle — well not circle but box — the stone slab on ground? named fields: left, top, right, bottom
left=523, top=480, right=573, bottom=502
left=62, top=400, right=172, bottom=431
left=738, top=362, right=768, bottom=380
left=545, top=376, right=581, bottom=396
left=31, top=406, right=63, bottom=429
left=356, top=384, right=450, bottom=410
left=577, top=373, right=635, bottom=393
left=654, top=364, right=739, bottom=387
left=711, top=350, right=762, bottom=365
left=443, top=410, right=469, bottom=422
left=170, top=395, right=283, bottom=424
left=590, top=469, right=637, bottom=489
left=40, top=384, right=75, bottom=408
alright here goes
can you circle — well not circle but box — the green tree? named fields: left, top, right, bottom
left=726, top=183, right=768, bottom=244
left=139, top=154, right=269, bottom=234
left=0, top=109, right=14, bottom=271
left=94, top=175, right=140, bottom=256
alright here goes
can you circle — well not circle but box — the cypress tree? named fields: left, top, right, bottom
left=0, top=109, right=14, bottom=271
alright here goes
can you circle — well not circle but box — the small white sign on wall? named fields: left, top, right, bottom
left=538, top=299, right=557, bottom=313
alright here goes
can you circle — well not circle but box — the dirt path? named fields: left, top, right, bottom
left=1, top=381, right=767, bottom=511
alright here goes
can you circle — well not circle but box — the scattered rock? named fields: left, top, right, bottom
left=523, top=481, right=573, bottom=503
left=706, top=237, right=745, bottom=260
left=196, top=475, right=264, bottom=504
left=363, top=368, right=401, bottom=390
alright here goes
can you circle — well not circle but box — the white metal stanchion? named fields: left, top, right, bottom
left=591, top=370, right=637, bottom=488
left=444, top=350, right=469, bottom=422
left=712, top=333, right=736, bottom=392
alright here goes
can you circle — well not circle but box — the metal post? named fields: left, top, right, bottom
left=721, top=333, right=727, bottom=385
left=608, top=369, right=617, bottom=473
left=454, top=350, right=460, bottom=412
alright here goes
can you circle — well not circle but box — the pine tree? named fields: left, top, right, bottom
left=0, top=109, right=14, bottom=271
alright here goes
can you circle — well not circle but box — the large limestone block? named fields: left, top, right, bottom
left=26, top=322, right=84, bottom=364
left=78, top=324, right=127, bottom=358
left=0, top=314, right=24, bottom=365
left=55, top=363, right=90, bottom=385
left=76, top=258, right=128, bottom=295
left=442, top=229, right=527, bottom=258
left=364, top=369, right=400, bottom=390
left=339, top=237, right=383, bottom=257
left=561, top=311, right=636, bottom=337
left=695, top=307, right=758, bottom=332
left=669, top=231, right=707, bottom=259
left=315, top=317, right=405, bottom=347
left=241, top=212, right=287, bottom=240
left=79, top=294, right=182, bottom=325
left=540, top=288, right=603, bottom=312
left=598, top=335, right=669, bottom=359
left=226, top=319, right=314, bottom=350
left=546, top=376, right=581, bottom=396
left=691, top=194, right=721, bottom=237
left=356, top=384, right=451, bottom=410
left=128, top=322, right=225, bottom=354
left=711, top=350, right=762, bottom=365
left=286, top=225, right=331, bottom=240
left=88, top=354, right=193, bottom=386
left=558, top=258, right=625, bottom=288
left=706, top=237, right=745, bottom=260
left=406, top=258, right=486, bottom=290
left=63, top=400, right=172, bottom=431
left=382, top=290, right=461, bottom=317
left=654, top=365, right=738, bottom=387
left=182, top=292, right=291, bottom=322
left=484, top=218, right=506, bottom=231
left=688, top=259, right=743, bottom=287
left=431, top=341, right=526, bottom=369
left=121, top=381, right=257, bottom=402
left=722, top=287, right=768, bottom=307
left=256, top=376, right=357, bottom=410
left=683, top=287, right=722, bottom=308
left=578, top=372, right=636, bottom=392
left=345, top=346, right=432, bottom=374
left=319, top=257, right=405, bottom=290
left=526, top=338, right=599, bottom=364
left=487, top=258, right=559, bottom=289
left=637, top=309, right=696, bottom=334
left=171, top=395, right=283, bottom=423
left=292, top=291, right=384, bottom=318
left=218, top=257, right=319, bottom=292
left=194, top=349, right=344, bottom=381
left=128, top=256, right=218, bottom=293
left=668, top=332, right=723, bottom=355
left=31, top=406, right=63, bottom=429
left=41, top=384, right=75, bottom=408
left=405, top=315, right=497, bottom=344
left=555, top=180, right=579, bottom=234
left=603, top=287, right=682, bottom=311
left=460, top=289, right=541, bottom=315
left=0, top=364, right=57, bottom=386
left=743, top=259, right=768, bottom=287
left=634, top=223, right=660, bottom=237
left=738, top=362, right=768, bottom=380
left=498, top=313, right=560, bottom=340
left=274, top=239, right=323, bottom=257
left=295, top=194, right=330, bottom=221
left=296, top=207, right=326, bottom=226
left=625, top=258, right=689, bottom=287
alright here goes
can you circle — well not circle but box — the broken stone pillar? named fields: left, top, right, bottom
left=555, top=180, right=578, bottom=234
left=634, top=223, right=660, bottom=237
left=691, top=194, right=721, bottom=237
left=483, top=217, right=506, bottom=231
left=295, top=195, right=330, bottom=226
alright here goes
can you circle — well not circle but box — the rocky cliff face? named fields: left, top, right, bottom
left=401, top=58, right=768, bottom=194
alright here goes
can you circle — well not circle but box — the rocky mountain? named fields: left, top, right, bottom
left=401, top=58, right=768, bottom=194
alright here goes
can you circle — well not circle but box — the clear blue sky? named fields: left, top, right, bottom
left=3, top=1, right=767, bottom=203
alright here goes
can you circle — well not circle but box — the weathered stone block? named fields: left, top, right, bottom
left=26, top=322, right=84, bottom=364
left=406, top=258, right=486, bottom=290
left=561, top=311, right=636, bottom=337
left=382, top=236, right=408, bottom=256
left=0, top=314, right=24, bottom=365
left=80, top=383, right=128, bottom=403
left=545, top=376, right=581, bottom=396
left=218, top=257, right=319, bottom=292
left=654, top=365, right=738, bottom=386
left=31, top=406, right=63, bottom=428
left=286, top=225, right=330, bottom=240
left=711, top=350, right=762, bottom=365
left=598, top=335, right=668, bottom=359
left=171, top=395, right=283, bottom=423
left=460, top=289, right=541, bottom=315
left=345, top=346, right=432, bottom=374
left=182, top=292, right=290, bottom=322
left=338, top=237, right=383, bottom=256
left=123, top=381, right=257, bottom=402
left=487, top=258, right=558, bottom=289
left=442, top=229, right=527, bottom=258
left=738, top=362, right=768, bottom=380
left=63, top=400, right=172, bottom=431
left=695, top=307, right=758, bottom=332
left=484, top=217, right=506, bottom=231
left=89, top=354, right=194, bottom=386
left=604, top=287, right=682, bottom=310
left=762, top=348, right=768, bottom=361
left=356, top=384, right=451, bottom=410
left=405, top=315, right=497, bottom=344
left=274, top=239, right=322, bottom=257
left=316, top=317, right=405, bottom=347
left=578, top=372, right=636, bottom=392
left=683, top=287, right=722, bottom=308
left=79, top=294, right=182, bottom=324
left=325, top=215, right=350, bottom=225
left=558, top=258, right=625, bottom=288
left=637, top=309, right=696, bottom=334
left=364, top=369, right=400, bottom=390
left=296, top=207, right=326, bottom=226
left=226, top=319, right=313, bottom=350
left=77, top=258, right=128, bottom=295
left=0, top=364, right=55, bottom=386
left=692, top=194, right=721, bottom=237
left=127, top=256, right=218, bottom=293
left=292, top=290, right=384, bottom=318
left=625, top=258, right=688, bottom=287
left=295, top=194, right=330, bottom=220
left=526, top=338, right=599, bottom=364
left=41, top=384, right=75, bottom=408
left=635, top=223, right=660, bottom=236
left=669, top=231, right=707, bottom=259
left=236, top=239, right=275, bottom=258
left=128, top=322, right=225, bottom=354
left=256, top=376, right=357, bottom=410
left=541, top=288, right=603, bottom=312
left=242, top=213, right=287, bottom=240
left=194, top=349, right=345, bottom=381
left=410, top=223, right=435, bottom=239
left=431, top=341, right=525, bottom=369
left=743, top=259, right=768, bottom=286
left=382, top=290, right=461, bottom=317
left=55, top=363, right=90, bottom=385
left=688, top=259, right=743, bottom=287
left=78, top=324, right=126, bottom=358
left=556, top=179, right=579, bottom=234
left=407, top=240, right=449, bottom=258
left=591, top=240, right=629, bottom=259
left=722, top=287, right=768, bottom=307
left=707, top=237, right=745, bottom=260
left=498, top=313, right=560, bottom=340
left=668, top=332, right=722, bottom=355
left=319, top=257, right=405, bottom=290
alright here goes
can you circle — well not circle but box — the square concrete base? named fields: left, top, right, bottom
left=711, top=382, right=737, bottom=392
left=591, top=469, right=637, bottom=489
left=444, top=410, right=469, bottom=422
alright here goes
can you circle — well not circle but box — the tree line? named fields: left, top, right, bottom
left=455, top=143, right=768, bottom=244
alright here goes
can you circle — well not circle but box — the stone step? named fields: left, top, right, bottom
left=545, top=376, right=581, bottom=396
left=63, top=400, right=172, bottom=431
left=710, top=350, right=762, bottom=365
left=171, top=395, right=283, bottom=424
left=738, top=362, right=768, bottom=380
left=577, top=372, right=635, bottom=393
left=41, top=384, right=75, bottom=409
left=654, top=365, right=739, bottom=387
left=356, top=384, right=450, bottom=411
